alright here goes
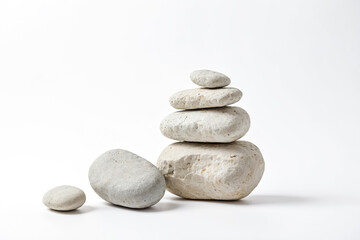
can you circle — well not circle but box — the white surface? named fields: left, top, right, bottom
left=0, top=0, right=359, bottom=239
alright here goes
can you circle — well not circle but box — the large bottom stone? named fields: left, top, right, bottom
left=157, top=141, right=265, bottom=200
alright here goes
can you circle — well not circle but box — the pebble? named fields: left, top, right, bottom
left=157, top=141, right=264, bottom=200
left=160, top=106, right=250, bottom=143
left=43, top=185, right=86, bottom=211
left=88, top=149, right=166, bottom=209
left=190, top=70, right=231, bottom=88
left=169, top=87, right=242, bottom=110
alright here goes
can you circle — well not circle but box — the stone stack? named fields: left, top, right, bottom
left=157, top=70, right=265, bottom=200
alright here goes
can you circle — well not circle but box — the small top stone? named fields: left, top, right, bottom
left=43, top=185, right=86, bottom=211
left=190, top=70, right=231, bottom=88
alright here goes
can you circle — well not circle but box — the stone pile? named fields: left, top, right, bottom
left=157, top=70, right=265, bottom=200
left=42, top=69, right=266, bottom=212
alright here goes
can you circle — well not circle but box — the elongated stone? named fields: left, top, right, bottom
left=160, top=106, right=250, bottom=143
left=157, top=141, right=265, bottom=200
left=169, top=87, right=242, bottom=110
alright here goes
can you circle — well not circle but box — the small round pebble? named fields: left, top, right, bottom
left=190, top=69, right=231, bottom=88
left=43, top=185, right=86, bottom=211
left=88, top=149, right=166, bottom=209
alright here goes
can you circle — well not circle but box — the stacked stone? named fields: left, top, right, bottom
left=157, top=70, right=265, bottom=200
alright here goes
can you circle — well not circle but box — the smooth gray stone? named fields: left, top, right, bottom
left=160, top=106, right=250, bottom=143
left=169, top=87, right=242, bottom=110
left=157, top=141, right=265, bottom=200
left=43, top=185, right=86, bottom=211
left=190, top=70, right=231, bottom=88
left=88, top=149, right=166, bottom=209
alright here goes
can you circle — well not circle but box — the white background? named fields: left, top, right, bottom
left=1, top=0, right=359, bottom=239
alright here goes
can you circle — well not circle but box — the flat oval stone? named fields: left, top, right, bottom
left=169, top=87, right=242, bottom=110
left=160, top=106, right=250, bottom=143
left=157, top=141, right=265, bottom=200
left=43, top=185, right=86, bottom=211
left=190, top=70, right=231, bottom=88
left=88, top=149, right=166, bottom=209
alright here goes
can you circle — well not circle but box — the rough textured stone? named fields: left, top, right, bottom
left=190, top=70, right=230, bottom=88
left=169, top=87, right=242, bottom=110
left=43, top=185, right=86, bottom=211
left=88, top=149, right=166, bottom=209
left=160, top=106, right=250, bottom=143
left=157, top=141, right=264, bottom=200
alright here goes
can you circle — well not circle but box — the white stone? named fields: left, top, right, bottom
left=160, top=106, right=250, bottom=143
left=157, top=141, right=264, bottom=200
left=43, top=185, right=86, bottom=211
left=190, top=70, right=230, bottom=88
left=169, top=87, right=242, bottom=110
left=88, top=149, right=166, bottom=209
